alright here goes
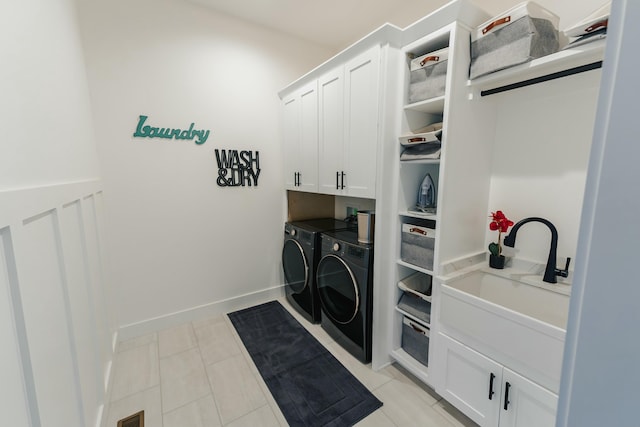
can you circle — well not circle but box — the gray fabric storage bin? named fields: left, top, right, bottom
left=401, top=223, right=435, bottom=270
left=408, top=47, right=448, bottom=103
left=398, top=293, right=431, bottom=324
left=402, top=317, right=430, bottom=366
left=470, top=2, right=560, bottom=80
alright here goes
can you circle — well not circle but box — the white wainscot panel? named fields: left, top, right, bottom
left=0, top=227, right=31, bottom=425
left=18, top=210, right=83, bottom=426
left=83, top=194, right=112, bottom=387
left=60, top=200, right=102, bottom=427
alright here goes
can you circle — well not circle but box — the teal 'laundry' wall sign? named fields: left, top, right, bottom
left=132, top=115, right=210, bottom=144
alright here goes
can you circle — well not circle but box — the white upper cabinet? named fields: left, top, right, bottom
left=318, top=66, right=344, bottom=194
left=283, top=80, right=319, bottom=192
left=343, top=46, right=380, bottom=198
left=317, top=45, right=381, bottom=199
left=282, top=94, right=299, bottom=190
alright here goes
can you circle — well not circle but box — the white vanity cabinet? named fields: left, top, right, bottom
left=438, top=333, right=558, bottom=427
left=282, top=80, right=319, bottom=192
left=318, top=46, right=380, bottom=198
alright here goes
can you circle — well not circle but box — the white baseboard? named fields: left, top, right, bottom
left=117, top=285, right=286, bottom=342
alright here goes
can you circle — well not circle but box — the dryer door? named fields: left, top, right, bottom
left=316, top=254, right=359, bottom=324
left=282, top=239, right=309, bottom=294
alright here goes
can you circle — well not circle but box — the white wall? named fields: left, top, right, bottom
left=485, top=70, right=601, bottom=268
left=0, top=0, right=100, bottom=189
left=1, top=1, right=113, bottom=427
left=76, top=0, right=334, bottom=332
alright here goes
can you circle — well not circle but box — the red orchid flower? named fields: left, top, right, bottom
left=490, top=210, right=514, bottom=233
left=488, top=211, right=514, bottom=256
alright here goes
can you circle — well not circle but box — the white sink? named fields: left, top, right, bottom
left=439, top=269, right=570, bottom=393
left=446, top=269, right=570, bottom=329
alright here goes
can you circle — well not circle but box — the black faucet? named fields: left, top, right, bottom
left=503, top=217, right=571, bottom=284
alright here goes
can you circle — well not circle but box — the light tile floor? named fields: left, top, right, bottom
left=105, top=298, right=478, bottom=427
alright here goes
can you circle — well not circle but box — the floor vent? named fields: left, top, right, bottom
left=117, top=410, right=144, bottom=427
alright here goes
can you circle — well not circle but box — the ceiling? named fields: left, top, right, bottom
left=189, top=0, right=451, bottom=52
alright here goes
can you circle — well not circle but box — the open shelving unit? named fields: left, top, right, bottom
left=386, top=23, right=456, bottom=384
left=374, top=0, right=608, bottom=399
left=468, top=38, right=606, bottom=96
left=380, top=9, right=498, bottom=387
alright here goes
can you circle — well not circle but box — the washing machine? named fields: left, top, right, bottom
left=282, top=218, right=352, bottom=324
left=316, top=229, right=374, bottom=363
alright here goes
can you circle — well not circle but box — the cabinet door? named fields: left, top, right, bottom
left=298, top=81, right=319, bottom=192
left=437, top=333, right=502, bottom=427
left=343, top=45, right=380, bottom=199
left=499, top=368, right=558, bottom=427
left=318, top=67, right=344, bottom=195
left=282, top=94, right=300, bottom=190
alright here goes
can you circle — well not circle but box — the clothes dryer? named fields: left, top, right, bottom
left=316, top=229, right=374, bottom=363
left=282, top=219, right=351, bottom=323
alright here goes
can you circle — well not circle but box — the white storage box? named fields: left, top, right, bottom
left=469, top=2, right=560, bottom=80
left=398, top=271, right=433, bottom=297
left=401, top=223, right=435, bottom=270
left=398, top=122, right=443, bottom=147
left=562, top=2, right=609, bottom=49
left=401, top=317, right=430, bottom=366
left=408, top=47, right=448, bottom=103
left=399, top=122, right=443, bottom=161
left=563, top=2, right=610, bottom=38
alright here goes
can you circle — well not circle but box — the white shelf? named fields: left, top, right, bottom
left=467, top=38, right=606, bottom=93
left=395, top=306, right=431, bottom=328
left=390, top=348, right=430, bottom=383
left=399, top=210, right=437, bottom=221
left=404, top=95, right=445, bottom=113
left=399, top=158, right=441, bottom=165
left=397, top=259, right=434, bottom=276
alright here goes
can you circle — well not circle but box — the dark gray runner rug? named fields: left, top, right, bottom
left=228, top=300, right=383, bottom=427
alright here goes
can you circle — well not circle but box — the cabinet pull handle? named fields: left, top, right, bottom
left=482, top=16, right=511, bottom=34
left=503, top=381, right=511, bottom=411
left=419, top=55, right=439, bottom=67
left=336, top=171, right=340, bottom=189
left=585, top=19, right=608, bottom=33
left=488, top=373, right=495, bottom=400
left=341, top=171, right=345, bottom=189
